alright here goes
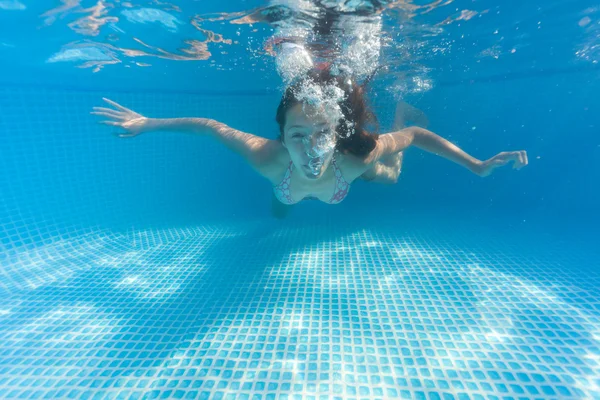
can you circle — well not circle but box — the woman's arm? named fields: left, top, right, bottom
left=91, top=98, right=281, bottom=170
left=368, top=127, right=528, bottom=177
left=360, top=152, right=403, bottom=184
left=360, top=163, right=396, bottom=184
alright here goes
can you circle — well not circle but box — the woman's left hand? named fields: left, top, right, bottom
left=476, top=150, right=528, bottom=177
left=91, top=98, right=150, bottom=137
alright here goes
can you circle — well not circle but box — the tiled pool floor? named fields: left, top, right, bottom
left=1, top=218, right=599, bottom=400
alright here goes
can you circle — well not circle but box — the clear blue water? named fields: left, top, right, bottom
left=1, top=0, right=599, bottom=399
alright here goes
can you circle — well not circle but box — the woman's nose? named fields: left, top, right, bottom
left=305, top=148, right=318, bottom=158
left=310, top=134, right=320, bottom=149
left=304, top=135, right=319, bottom=156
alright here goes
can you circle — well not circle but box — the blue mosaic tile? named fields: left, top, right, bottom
left=1, top=220, right=599, bottom=400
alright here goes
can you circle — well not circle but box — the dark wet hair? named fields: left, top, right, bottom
left=275, top=67, right=379, bottom=158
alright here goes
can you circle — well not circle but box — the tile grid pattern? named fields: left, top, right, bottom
left=0, top=86, right=277, bottom=262
left=0, top=219, right=599, bottom=399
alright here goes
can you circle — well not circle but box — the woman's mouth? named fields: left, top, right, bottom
left=307, top=158, right=323, bottom=175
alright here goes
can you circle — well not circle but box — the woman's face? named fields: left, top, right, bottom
left=283, top=103, right=338, bottom=180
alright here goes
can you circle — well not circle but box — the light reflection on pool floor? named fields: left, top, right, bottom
left=0, top=219, right=598, bottom=399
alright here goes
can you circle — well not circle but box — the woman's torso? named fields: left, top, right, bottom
left=261, top=143, right=370, bottom=204
left=273, top=156, right=349, bottom=204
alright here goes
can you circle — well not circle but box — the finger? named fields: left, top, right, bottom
left=513, top=152, right=526, bottom=169
left=99, top=120, right=121, bottom=126
left=522, top=151, right=528, bottom=165
left=519, top=151, right=527, bottom=169
left=110, top=131, right=135, bottom=138
left=92, top=111, right=122, bottom=119
left=93, top=106, right=123, bottom=115
left=93, top=109, right=123, bottom=119
left=102, top=98, right=131, bottom=112
left=93, top=106, right=121, bottom=113
left=512, top=154, right=521, bottom=168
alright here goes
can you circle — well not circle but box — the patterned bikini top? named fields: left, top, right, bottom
left=273, top=157, right=350, bottom=205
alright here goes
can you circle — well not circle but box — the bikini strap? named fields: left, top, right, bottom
left=273, top=160, right=296, bottom=204
left=332, top=156, right=346, bottom=182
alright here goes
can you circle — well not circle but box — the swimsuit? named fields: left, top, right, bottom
left=273, top=157, right=350, bottom=205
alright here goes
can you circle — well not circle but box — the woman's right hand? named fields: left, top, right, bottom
left=477, top=150, right=528, bottom=177
left=91, top=98, right=151, bottom=138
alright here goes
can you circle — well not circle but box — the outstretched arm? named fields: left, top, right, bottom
left=360, top=152, right=403, bottom=184
left=91, top=98, right=281, bottom=171
left=369, top=127, right=528, bottom=177
left=357, top=101, right=427, bottom=184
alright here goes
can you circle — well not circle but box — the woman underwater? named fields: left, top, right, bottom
left=91, top=67, right=528, bottom=218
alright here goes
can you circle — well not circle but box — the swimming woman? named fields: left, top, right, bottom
left=91, top=68, right=527, bottom=217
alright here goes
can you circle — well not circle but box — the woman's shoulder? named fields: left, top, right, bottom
left=336, top=148, right=377, bottom=167
left=335, top=152, right=373, bottom=182
left=256, top=143, right=291, bottom=184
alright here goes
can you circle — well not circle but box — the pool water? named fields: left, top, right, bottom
left=1, top=0, right=599, bottom=399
